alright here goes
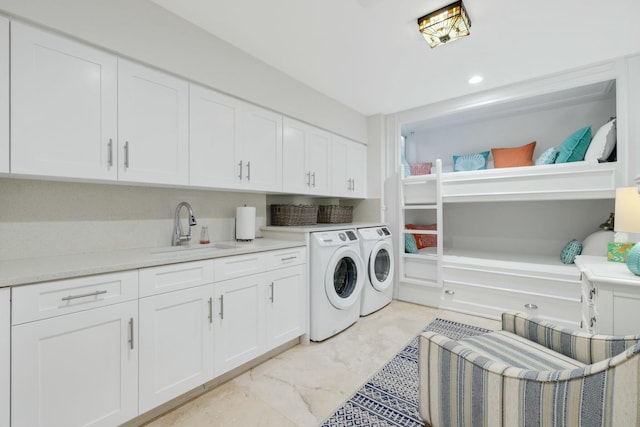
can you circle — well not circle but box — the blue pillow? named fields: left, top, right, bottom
left=453, top=151, right=490, bottom=172
left=535, top=147, right=559, bottom=165
left=404, top=233, right=418, bottom=254
left=555, top=126, right=592, bottom=163
left=560, top=239, right=582, bottom=264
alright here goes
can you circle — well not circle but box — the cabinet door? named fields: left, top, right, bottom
left=282, top=118, right=330, bottom=195
left=11, top=22, right=117, bottom=180
left=282, top=118, right=309, bottom=194
left=330, top=136, right=350, bottom=197
left=189, top=84, right=242, bottom=188
left=0, top=288, right=8, bottom=427
left=118, top=59, right=188, bottom=185
left=0, top=17, right=8, bottom=174
left=12, top=301, right=138, bottom=427
left=349, top=141, right=367, bottom=198
left=139, top=285, right=214, bottom=413
left=265, top=264, right=306, bottom=350
left=239, top=105, right=282, bottom=191
left=213, top=275, right=265, bottom=375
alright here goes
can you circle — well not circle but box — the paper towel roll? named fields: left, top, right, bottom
left=236, top=206, right=256, bottom=241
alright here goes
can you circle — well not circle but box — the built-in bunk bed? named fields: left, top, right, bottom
left=396, top=70, right=625, bottom=329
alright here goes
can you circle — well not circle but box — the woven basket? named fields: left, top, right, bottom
left=317, top=205, right=353, bottom=224
left=270, top=204, right=318, bottom=226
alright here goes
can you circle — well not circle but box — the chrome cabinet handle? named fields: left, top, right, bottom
left=269, top=282, right=274, bottom=303
left=238, top=160, right=243, bottom=180
left=524, top=303, right=538, bottom=310
left=107, top=139, right=113, bottom=167
left=128, top=318, right=134, bottom=350
left=246, top=161, right=251, bottom=181
left=61, top=290, right=107, bottom=302
left=219, top=295, right=224, bottom=319
left=208, top=297, right=213, bottom=324
left=124, top=141, right=130, bottom=168
left=590, top=316, right=596, bottom=327
left=351, top=178, right=355, bottom=191
left=311, top=172, right=316, bottom=187
left=281, top=256, right=297, bottom=262
left=444, top=289, right=455, bottom=295
left=306, top=171, right=311, bottom=187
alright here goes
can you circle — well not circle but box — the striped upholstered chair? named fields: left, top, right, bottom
left=418, top=312, right=640, bottom=427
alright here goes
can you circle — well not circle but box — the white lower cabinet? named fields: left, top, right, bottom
left=11, top=300, right=139, bottom=427
left=266, top=265, right=306, bottom=349
left=213, top=249, right=307, bottom=376
left=139, top=284, right=214, bottom=413
left=0, top=288, right=9, bottom=427
left=214, top=274, right=265, bottom=375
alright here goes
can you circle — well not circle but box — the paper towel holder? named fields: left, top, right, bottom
left=235, top=205, right=256, bottom=242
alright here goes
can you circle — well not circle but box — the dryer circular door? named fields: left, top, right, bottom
left=324, top=246, right=364, bottom=310
left=368, top=240, right=394, bottom=291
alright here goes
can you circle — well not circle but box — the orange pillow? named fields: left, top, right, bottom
left=405, top=224, right=437, bottom=249
left=491, top=141, right=536, bottom=168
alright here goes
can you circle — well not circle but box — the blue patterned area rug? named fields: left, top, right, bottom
left=321, top=318, right=492, bottom=427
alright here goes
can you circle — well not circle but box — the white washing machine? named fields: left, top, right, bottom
left=309, top=229, right=365, bottom=342
left=358, top=226, right=394, bottom=316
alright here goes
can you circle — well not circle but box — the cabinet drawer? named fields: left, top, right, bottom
left=402, top=256, right=437, bottom=283
left=443, top=264, right=581, bottom=300
left=263, top=247, right=306, bottom=270
left=441, top=281, right=581, bottom=329
left=139, top=260, right=214, bottom=297
left=12, top=271, right=138, bottom=325
left=214, top=253, right=264, bottom=282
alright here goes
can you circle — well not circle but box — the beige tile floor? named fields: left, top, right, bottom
left=143, top=300, right=500, bottom=427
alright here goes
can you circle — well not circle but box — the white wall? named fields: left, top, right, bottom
left=0, top=179, right=266, bottom=261
left=0, top=0, right=367, bottom=143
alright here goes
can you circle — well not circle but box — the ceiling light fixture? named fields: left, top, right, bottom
left=418, top=1, right=471, bottom=48
left=468, top=75, right=483, bottom=84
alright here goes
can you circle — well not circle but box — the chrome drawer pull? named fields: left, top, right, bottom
left=281, top=256, right=297, bottom=262
left=61, top=290, right=107, bottom=301
left=444, top=289, right=455, bottom=295
left=219, top=295, right=224, bottom=320
left=128, top=318, right=134, bottom=350
left=524, top=303, right=538, bottom=310
left=107, top=139, right=113, bottom=167
left=270, top=282, right=274, bottom=303
left=306, top=171, right=311, bottom=187
left=124, top=141, right=130, bottom=168
left=246, top=161, right=251, bottom=181
left=208, top=297, right=213, bottom=324
left=311, top=172, right=316, bottom=187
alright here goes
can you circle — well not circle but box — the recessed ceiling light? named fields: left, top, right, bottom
left=468, top=75, right=483, bottom=84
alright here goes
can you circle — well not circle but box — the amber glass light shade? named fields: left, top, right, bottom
left=418, top=1, right=471, bottom=48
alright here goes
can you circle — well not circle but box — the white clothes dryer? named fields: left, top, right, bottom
left=357, top=226, right=394, bottom=316
left=309, top=229, right=365, bottom=342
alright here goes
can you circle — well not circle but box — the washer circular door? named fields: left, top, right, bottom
left=325, top=246, right=364, bottom=310
left=368, top=240, right=394, bottom=291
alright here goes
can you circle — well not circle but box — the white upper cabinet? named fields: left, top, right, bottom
left=331, top=135, right=367, bottom=198
left=118, top=59, right=189, bottom=185
left=239, top=104, right=283, bottom=192
left=190, top=84, right=282, bottom=191
left=10, top=22, right=118, bottom=180
left=0, top=17, right=8, bottom=175
left=189, top=84, right=243, bottom=189
left=282, top=117, right=330, bottom=195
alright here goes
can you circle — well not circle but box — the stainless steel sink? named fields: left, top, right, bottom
left=149, top=243, right=237, bottom=256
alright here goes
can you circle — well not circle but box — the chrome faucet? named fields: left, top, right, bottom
left=172, top=202, right=197, bottom=246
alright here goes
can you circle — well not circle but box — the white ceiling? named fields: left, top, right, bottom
left=150, top=0, right=640, bottom=117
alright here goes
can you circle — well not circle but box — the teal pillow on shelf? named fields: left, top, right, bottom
left=404, top=233, right=418, bottom=254
left=535, top=147, right=559, bottom=165
left=555, top=126, right=592, bottom=163
left=560, top=239, right=582, bottom=264
left=453, top=151, right=490, bottom=172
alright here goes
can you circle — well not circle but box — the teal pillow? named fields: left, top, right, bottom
left=535, top=147, right=559, bottom=165
left=560, top=239, right=582, bottom=264
left=404, top=233, right=418, bottom=254
left=555, top=127, right=592, bottom=163
left=453, top=151, right=490, bottom=172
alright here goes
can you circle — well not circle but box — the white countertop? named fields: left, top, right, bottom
left=0, top=238, right=306, bottom=287
left=261, top=222, right=386, bottom=233
left=575, top=255, right=640, bottom=287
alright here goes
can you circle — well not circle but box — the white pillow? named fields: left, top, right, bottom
left=584, top=119, right=616, bottom=161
